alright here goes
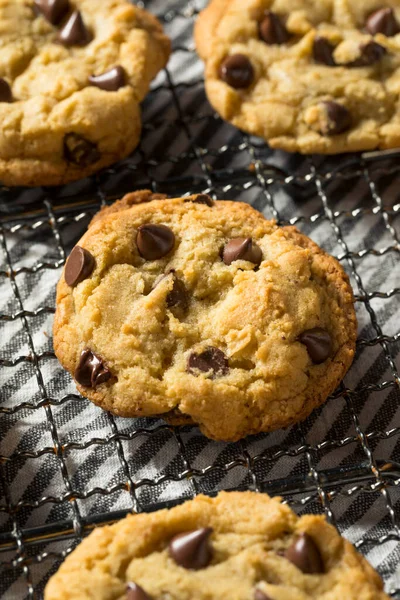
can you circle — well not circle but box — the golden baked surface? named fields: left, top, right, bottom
left=53, top=192, right=356, bottom=441
left=44, top=491, right=388, bottom=600
left=0, top=0, right=170, bottom=186
left=195, top=0, right=400, bottom=154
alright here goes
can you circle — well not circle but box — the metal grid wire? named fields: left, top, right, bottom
left=0, top=0, right=399, bottom=597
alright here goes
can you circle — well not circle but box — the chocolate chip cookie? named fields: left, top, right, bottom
left=195, top=0, right=400, bottom=154
left=0, top=0, right=170, bottom=186
left=44, top=491, right=388, bottom=600
left=53, top=191, right=357, bottom=441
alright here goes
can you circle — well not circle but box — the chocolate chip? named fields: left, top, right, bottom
left=169, top=528, right=213, bottom=570
left=88, top=66, right=126, bottom=91
left=63, top=133, right=100, bottom=166
left=184, top=194, right=214, bottom=207
left=34, top=0, right=69, bottom=24
left=284, top=533, right=324, bottom=574
left=366, top=7, right=400, bottom=36
left=58, top=10, right=91, bottom=46
left=187, top=347, right=229, bottom=378
left=259, top=11, right=290, bottom=44
left=0, top=79, right=12, bottom=103
left=347, top=41, right=387, bottom=67
left=313, top=37, right=336, bottom=66
left=219, top=54, right=254, bottom=89
left=299, top=327, right=332, bottom=364
left=136, top=224, right=175, bottom=260
left=222, top=237, right=262, bottom=266
left=64, top=246, right=95, bottom=286
left=126, top=582, right=152, bottom=600
left=75, top=349, right=111, bottom=388
left=318, top=101, right=352, bottom=136
left=254, top=591, right=273, bottom=600
left=154, top=270, right=189, bottom=313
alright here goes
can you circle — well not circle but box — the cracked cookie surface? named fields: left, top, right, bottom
left=53, top=191, right=357, bottom=441
left=195, top=0, right=400, bottom=154
left=0, top=0, right=170, bottom=186
left=44, top=491, right=388, bottom=600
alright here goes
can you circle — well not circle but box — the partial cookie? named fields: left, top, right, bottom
left=53, top=191, right=357, bottom=441
left=195, top=0, right=400, bottom=154
left=0, top=0, right=170, bottom=186
left=44, top=491, right=388, bottom=600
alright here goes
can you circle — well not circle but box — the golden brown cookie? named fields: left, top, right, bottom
left=195, top=0, right=400, bottom=154
left=44, top=491, right=388, bottom=600
left=53, top=191, right=357, bottom=441
left=0, top=0, right=170, bottom=186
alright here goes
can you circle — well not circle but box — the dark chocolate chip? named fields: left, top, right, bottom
left=64, top=245, right=95, bottom=286
left=284, top=533, right=324, bottom=574
left=222, top=237, right=262, bottom=266
left=169, top=528, right=213, bottom=570
left=126, top=582, right=152, bottom=600
left=219, top=54, right=254, bottom=89
left=136, top=224, right=175, bottom=260
left=313, top=37, right=336, bottom=66
left=318, top=101, right=352, bottom=136
left=75, top=349, right=111, bottom=388
left=58, top=10, right=91, bottom=46
left=347, top=41, right=387, bottom=67
left=0, top=79, right=12, bottom=103
left=88, top=66, right=126, bottom=91
left=187, top=347, right=229, bottom=378
left=366, top=7, right=400, bottom=36
left=254, top=591, right=273, bottom=600
left=34, top=0, right=69, bottom=24
left=154, top=270, right=189, bottom=313
left=299, top=327, right=332, bottom=364
left=259, top=11, right=290, bottom=44
left=184, top=194, right=214, bottom=206
left=63, top=133, right=100, bottom=166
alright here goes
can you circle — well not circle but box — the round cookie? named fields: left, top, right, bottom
left=195, top=0, right=400, bottom=154
left=53, top=191, right=357, bottom=441
left=0, top=0, right=170, bottom=186
left=44, top=491, right=388, bottom=599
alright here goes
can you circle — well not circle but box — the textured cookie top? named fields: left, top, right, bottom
left=53, top=192, right=356, bottom=441
left=0, top=0, right=170, bottom=185
left=44, top=491, right=387, bottom=600
left=195, top=0, right=400, bottom=154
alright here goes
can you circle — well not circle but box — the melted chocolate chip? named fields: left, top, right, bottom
left=222, top=237, right=262, bottom=266
left=58, top=10, right=91, bottom=46
left=318, top=101, right=352, bottom=136
left=75, top=349, right=111, bottom=388
left=169, top=528, right=213, bottom=570
left=254, top=591, right=273, bottom=600
left=0, top=79, right=12, bottom=103
left=89, top=66, right=126, bottom=91
left=154, top=270, right=189, bottom=313
left=64, top=246, right=95, bottom=286
left=366, top=7, right=400, bottom=36
left=126, top=582, right=152, bottom=600
left=259, top=11, right=290, bottom=44
left=299, top=327, right=332, bottom=364
left=136, top=224, right=175, bottom=260
left=187, top=347, right=229, bottom=378
left=34, top=0, right=69, bottom=24
left=219, top=54, right=254, bottom=89
left=63, top=133, right=100, bottom=166
left=184, top=194, right=214, bottom=206
left=284, top=533, right=324, bottom=574
left=347, top=41, right=387, bottom=67
left=313, top=37, right=336, bottom=66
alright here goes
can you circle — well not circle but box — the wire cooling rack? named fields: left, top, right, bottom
left=0, top=1, right=399, bottom=598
